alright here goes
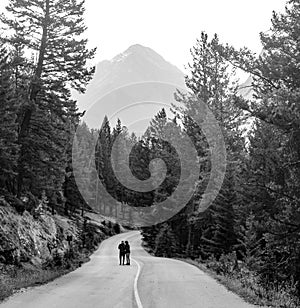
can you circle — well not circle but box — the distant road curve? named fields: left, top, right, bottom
left=0, top=231, right=261, bottom=308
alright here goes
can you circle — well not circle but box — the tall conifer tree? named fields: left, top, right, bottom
left=1, top=0, right=96, bottom=197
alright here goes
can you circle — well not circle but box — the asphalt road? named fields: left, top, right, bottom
left=0, top=231, right=261, bottom=308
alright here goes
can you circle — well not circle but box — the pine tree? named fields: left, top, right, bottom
left=1, top=0, right=96, bottom=197
left=0, top=47, right=18, bottom=194
left=183, top=32, right=244, bottom=131
left=64, top=121, right=95, bottom=216
left=128, top=138, right=154, bottom=208
left=141, top=225, right=160, bottom=252
left=237, top=213, right=264, bottom=272
left=222, top=0, right=300, bottom=293
left=225, top=0, right=300, bottom=161
left=175, top=32, right=245, bottom=259
left=145, top=108, right=168, bottom=139
left=146, top=110, right=181, bottom=205
left=154, top=223, right=179, bottom=257
left=95, top=116, right=113, bottom=214
left=111, top=119, right=136, bottom=217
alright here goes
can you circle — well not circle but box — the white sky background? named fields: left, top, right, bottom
left=0, top=0, right=286, bottom=71
left=83, top=0, right=286, bottom=70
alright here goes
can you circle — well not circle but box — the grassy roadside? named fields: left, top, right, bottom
left=141, top=241, right=299, bottom=307
left=0, top=265, right=69, bottom=302
left=179, top=258, right=299, bottom=308
left=0, top=250, right=90, bottom=302
left=178, top=259, right=267, bottom=306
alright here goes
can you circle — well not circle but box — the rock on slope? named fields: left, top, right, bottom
left=0, top=199, right=117, bottom=266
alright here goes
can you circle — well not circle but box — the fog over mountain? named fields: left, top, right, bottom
left=73, top=44, right=253, bottom=132
left=73, top=44, right=187, bottom=132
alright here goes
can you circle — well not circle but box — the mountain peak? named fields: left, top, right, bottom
left=127, top=43, right=148, bottom=52
left=112, top=43, right=162, bottom=64
left=73, top=44, right=186, bottom=115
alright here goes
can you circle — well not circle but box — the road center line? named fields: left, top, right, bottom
left=132, top=258, right=143, bottom=308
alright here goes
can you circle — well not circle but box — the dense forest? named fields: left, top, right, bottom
left=0, top=0, right=300, bottom=306
left=0, top=0, right=95, bottom=215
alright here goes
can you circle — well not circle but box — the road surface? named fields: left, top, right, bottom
left=0, top=231, right=261, bottom=308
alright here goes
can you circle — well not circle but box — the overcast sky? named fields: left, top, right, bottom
left=83, top=0, right=286, bottom=69
left=0, top=0, right=286, bottom=70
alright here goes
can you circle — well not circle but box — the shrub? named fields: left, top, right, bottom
left=113, top=223, right=121, bottom=234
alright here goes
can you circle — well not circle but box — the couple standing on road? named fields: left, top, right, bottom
left=118, top=240, right=130, bottom=265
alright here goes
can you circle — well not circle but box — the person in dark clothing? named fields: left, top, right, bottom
left=124, top=241, right=130, bottom=265
left=118, top=241, right=125, bottom=265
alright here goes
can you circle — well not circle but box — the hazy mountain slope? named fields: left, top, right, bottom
left=73, top=44, right=254, bottom=132
left=72, top=44, right=186, bottom=131
left=74, top=44, right=186, bottom=110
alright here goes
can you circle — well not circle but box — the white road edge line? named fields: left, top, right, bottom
left=132, top=258, right=143, bottom=308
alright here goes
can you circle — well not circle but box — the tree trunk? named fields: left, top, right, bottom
left=17, top=0, right=50, bottom=196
